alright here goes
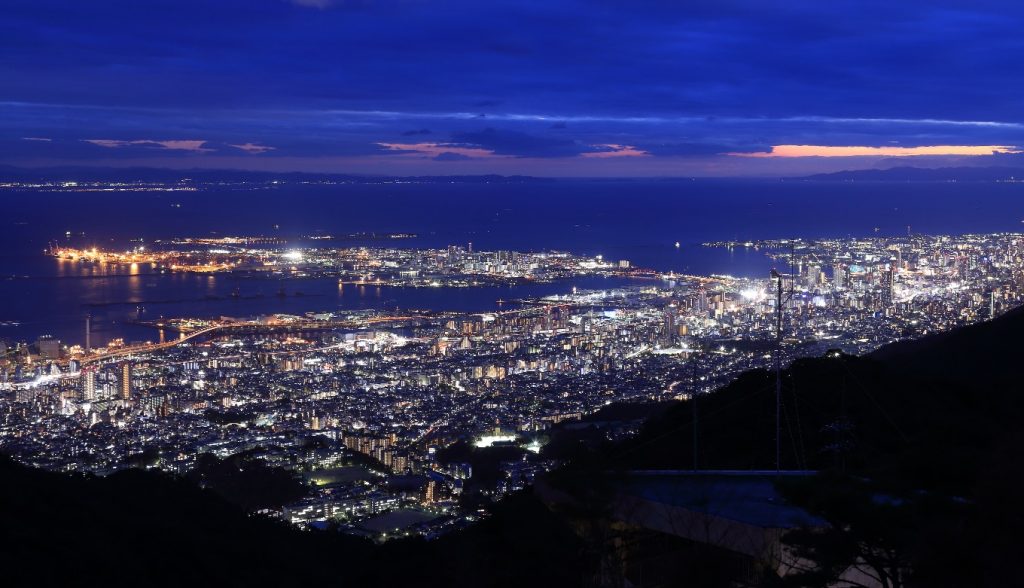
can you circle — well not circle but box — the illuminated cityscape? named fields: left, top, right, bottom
left=3, top=231, right=1022, bottom=540
left=47, top=241, right=640, bottom=285
left=5, top=0, right=1024, bottom=585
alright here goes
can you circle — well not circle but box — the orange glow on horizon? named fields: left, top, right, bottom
left=730, top=144, right=1022, bottom=157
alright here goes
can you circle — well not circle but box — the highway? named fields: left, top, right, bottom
left=80, top=315, right=424, bottom=364
left=81, top=322, right=237, bottom=363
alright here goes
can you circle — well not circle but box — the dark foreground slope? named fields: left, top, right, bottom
left=602, top=305, right=1024, bottom=492
left=872, top=302, right=1024, bottom=390
left=547, top=305, right=1024, bottom=586
left=6, top=308, right=1024, bottom=586
left=0, top=457, right=589, bottom=587
left=0, top=458, right=367, bottom=586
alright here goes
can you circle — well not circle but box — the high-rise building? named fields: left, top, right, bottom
left=880, top=268, right=895, bottom=305
left=120, top=362, right=132, bottom=401
left=696, top=286, right=708, bottom=313
left=832, top=264, right=848, bottom=291
left=36, top=336, right=61, bottom=360
left=805, top=264, right=821, bottom=290
left=662, top=310, right=676, bottom=345
left=81, top=366, right=97, bottom=402
left=579, top=315, right=592, bottom=334
left=392, top=453, right=409, bottom=473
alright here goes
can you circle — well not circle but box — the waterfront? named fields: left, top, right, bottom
left=0, top=265, right=641, bottom=346
left=3, top=156, right=1024, bottom=559
left=4, top=227, right=1023, bottom=541
left=4, top=179, right=1024, bottom=345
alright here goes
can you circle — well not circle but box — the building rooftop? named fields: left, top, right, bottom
left=611, top=470, right=824, bottom=530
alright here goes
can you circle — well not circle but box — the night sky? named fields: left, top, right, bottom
left=3, top=0, right=1023, bottom=176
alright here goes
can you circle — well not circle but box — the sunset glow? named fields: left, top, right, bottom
left=731, top=144, right=1022, bottom=158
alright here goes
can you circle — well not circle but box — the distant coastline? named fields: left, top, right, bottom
left=791, top=165, right=1024, bottom=182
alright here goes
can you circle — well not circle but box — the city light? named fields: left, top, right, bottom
left=5, top=229, right=1024, bottom=545
left=740, top=288, right=764, bottom=301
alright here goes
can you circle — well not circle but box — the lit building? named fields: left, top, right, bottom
left=880, top=268, right=895, bottom=305
left=805, top=263, right=821, bottom=290
left=120, top=363, right=132, bottom=401
left=832, top=264, right=849, bottom=290
left=662, top=310, right=676, bottom=345
left=37, top=336, right=61, bottom=360
left=81, top=366, right=97, bottom=402
left=424, top=479, right=438, bottom=503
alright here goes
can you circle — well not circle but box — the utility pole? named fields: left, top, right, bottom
left=691, top=356, right=699, bottom=471
left=771, top=269, right=784, bottom=473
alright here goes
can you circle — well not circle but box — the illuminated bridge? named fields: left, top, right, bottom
left=80, top=315, right=425, bottom=364
left=79, top=306, right=577, bottom=365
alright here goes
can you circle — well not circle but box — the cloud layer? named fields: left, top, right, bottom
left=2, top=0, right=1023, bottom=175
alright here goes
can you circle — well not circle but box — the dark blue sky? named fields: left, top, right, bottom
left=3, top=0, right=1024, bottom=176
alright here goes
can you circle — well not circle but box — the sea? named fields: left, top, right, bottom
left=1, top=178, right=1023, bottom=346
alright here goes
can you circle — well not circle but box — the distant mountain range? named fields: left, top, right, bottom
left=0, top=165, right=552, bottom=185
left=794, top=165, right=1024, bottom=182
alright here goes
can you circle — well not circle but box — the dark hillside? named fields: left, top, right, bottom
left=0, top=454, right=590, bottom=587
left=547, top=306, right=1024, bottom=586
left=6, top=308, right=1024, bottom=586
left=602, top=307, right=1024, bottom=494
left=872, top=304, right=1024, bottom=390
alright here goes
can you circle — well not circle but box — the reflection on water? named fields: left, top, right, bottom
left=7, top=179, right=1019, bottom=345
left=0, top=257, right=657, bottom=347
